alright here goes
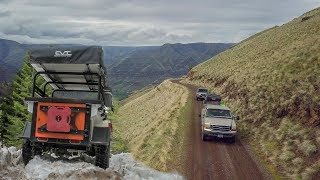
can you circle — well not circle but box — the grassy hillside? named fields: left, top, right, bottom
left=184, top=7, right=320, bottom=179
left=112, top=80, right=191, bottom=172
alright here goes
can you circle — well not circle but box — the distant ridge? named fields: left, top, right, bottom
left=108, top=42, right=233, bottom=98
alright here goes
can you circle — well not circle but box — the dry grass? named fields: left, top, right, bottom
left=183, top=7, right=320, bottom=179
left=119, top=85, right=154, bottom=105
left=112, top=80, right=190, bottom=172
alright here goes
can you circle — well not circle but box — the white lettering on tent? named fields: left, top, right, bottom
left=54, top=51, right=72, bottom=57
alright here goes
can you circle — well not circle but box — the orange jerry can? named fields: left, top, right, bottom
left=47, top=106, right=72, bottom=132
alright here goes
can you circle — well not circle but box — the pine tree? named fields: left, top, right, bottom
left=1, top=52, right=52, bottom=146
left=0, top=92, right=14, bottom=142
left=0, top=106, right=3, bottom=139
left=3, top=54, right=33, bottom=146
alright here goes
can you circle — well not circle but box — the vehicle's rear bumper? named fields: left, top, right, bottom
left=31, top=139, right=91, bottom=150
left=203, top=129, right=236, bottom=138
left=20, top=122, right=111, bottom=148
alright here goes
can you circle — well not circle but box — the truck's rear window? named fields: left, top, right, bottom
left=198, top=89, right=208, bottom=93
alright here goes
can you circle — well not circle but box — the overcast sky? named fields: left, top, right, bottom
left=0, top=0, right=319, bottom=46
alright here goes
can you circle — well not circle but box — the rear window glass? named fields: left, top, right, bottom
left=198, top=89, right=208, bottom=93
left=207, top=96, right=221, bottom=101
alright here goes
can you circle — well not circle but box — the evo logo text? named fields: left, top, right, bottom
left=54, top=51, right=72, bottom=57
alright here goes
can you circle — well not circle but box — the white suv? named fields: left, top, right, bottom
left=196, top=88, right=208, bottom=101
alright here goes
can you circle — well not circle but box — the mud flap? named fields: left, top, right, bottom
left=91, top=127, right=111, bottom=145
left=19, top=122, right=31, bottom=139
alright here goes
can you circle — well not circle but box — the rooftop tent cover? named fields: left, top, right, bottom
left=30, top=46, right=104, bottom=67
left=29, top=46, right=107, bottom=90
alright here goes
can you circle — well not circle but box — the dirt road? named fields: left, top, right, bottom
left=175, top=81, right=271, bottom=180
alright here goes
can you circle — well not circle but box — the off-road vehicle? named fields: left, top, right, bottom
left=200, top=104, right=239, bottom=143
left=196, top=88, right=208, bottom=101
left=20, top=46, right=113, bottom=169
left=203, top=94, right=222, bottom=105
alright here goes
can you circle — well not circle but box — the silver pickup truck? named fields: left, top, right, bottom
left=200, top=104, right=239, bottom=143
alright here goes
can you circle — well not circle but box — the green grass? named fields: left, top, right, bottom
left=110, top=99, right=130, bottom=154
left=166, top=89, right=193, bottom=174
left=111, top=80, right=190, bottom=171
left=250, top=140, right=286, bottom=180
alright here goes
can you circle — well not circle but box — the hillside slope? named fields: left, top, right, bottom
left=112, top=80, right=190, bottom=172
left=185, top=7, right=320, bottom=179
left=0, top=39, right=28, bottom=81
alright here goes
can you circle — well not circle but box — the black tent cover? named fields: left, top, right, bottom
left=30, top=46, right=104, bottom=65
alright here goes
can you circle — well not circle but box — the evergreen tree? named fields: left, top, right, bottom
left=0, top=105, right=3, bottom=140
left=1, top=53, right=52, bottom=146
left=0, top=96, right=14, bottom=142
left=3, top=54, right=33, bottom=146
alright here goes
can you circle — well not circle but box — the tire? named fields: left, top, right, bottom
left=228, top=136, right=236, bottom=143
left=95, top=144, right=110, bottom=169
left=87, top=146, right=96, bottom=157
left=201, top=133, right=207, bottom=141
left=33, top=145, right=43, bottom=156
left=22, top=140, right=33, bottom=165
left=196, top=97, right=199, bottom=101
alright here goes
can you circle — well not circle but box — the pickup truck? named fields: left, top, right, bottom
left=204, top=94, right=222, bottom=105
left=200, top=104, right=239, bottom=143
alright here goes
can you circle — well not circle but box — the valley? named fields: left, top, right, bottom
left=0, top=4, right=320, bottom=180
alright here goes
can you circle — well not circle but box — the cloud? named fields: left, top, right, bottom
left=0, top=0, right=319, bottom=45
left=0, top=6, right=11, bottom=17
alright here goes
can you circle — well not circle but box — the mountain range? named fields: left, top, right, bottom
left=0, top=39, right=232, bottom=98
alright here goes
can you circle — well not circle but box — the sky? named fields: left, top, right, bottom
left=0, top=0, right=319, bottom=46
